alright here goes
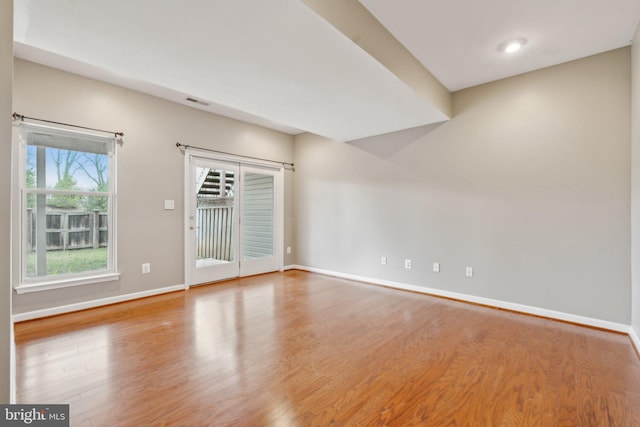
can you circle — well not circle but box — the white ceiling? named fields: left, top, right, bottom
left=360, top=0, right=640, bottom=91
left=13, top=0, right=640, bottom=140
left=13, top=0, right=448, bottom=141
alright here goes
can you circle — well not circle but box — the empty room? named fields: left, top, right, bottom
left=2, top=0, right=640, bottom=425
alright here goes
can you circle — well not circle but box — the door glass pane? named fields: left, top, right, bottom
left=195, top=167, right=235, bottom=267
left=242, top=172, right=274, bottom=260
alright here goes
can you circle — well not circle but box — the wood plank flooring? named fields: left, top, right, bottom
left=14, top=271, right=640, bottom=426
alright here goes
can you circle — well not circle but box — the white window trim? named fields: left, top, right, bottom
left=12, top=122, right=119, bottom=293
left=14, top=272, right=121, bottom=294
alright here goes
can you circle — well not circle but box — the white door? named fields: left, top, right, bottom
left=239, top=166, right=280, bottom=277
left=185, top=154, right=281, bottom=285
left=186, top=157, right=239, bottom=285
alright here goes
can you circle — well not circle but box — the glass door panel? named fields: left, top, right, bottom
left=239, top=166, right=279, bottom=277
left=242, top=172, right=274, bottom=259
left=187, top=158, right=239, bottom=285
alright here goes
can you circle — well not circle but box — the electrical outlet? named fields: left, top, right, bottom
left=286, top=246, right=292, bottom=255
left=142, top=263, right=151, bottom=274
left=381, top=256, right=387, bottom=265
left=466, top=266, right=473, bottom=277
left=404, top=259, right=412, bottom=269
left=433, top=262, right=440, bottom=273
left=164, top=200, right=175, bottom=210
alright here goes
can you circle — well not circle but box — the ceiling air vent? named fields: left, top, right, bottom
left=185, top=97, right=210, bottom=106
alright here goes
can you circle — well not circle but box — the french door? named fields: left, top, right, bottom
left=185, top=154, right=282, bottom=285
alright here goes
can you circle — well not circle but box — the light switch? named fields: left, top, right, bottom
left=164, top=200, right=175, bottom=210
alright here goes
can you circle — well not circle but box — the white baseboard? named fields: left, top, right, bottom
left=12, top=284, right=188, bottom=323
left=630, top=327, right=640, bottom=355
left=12, top=267, right=635, bottom=339
left=288, top=265, right=630, bottom=333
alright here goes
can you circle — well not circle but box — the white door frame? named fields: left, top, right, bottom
left=184, top=149, right=284, bottom=286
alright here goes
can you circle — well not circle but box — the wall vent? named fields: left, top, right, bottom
left=186, top=97, right=210, bottom=106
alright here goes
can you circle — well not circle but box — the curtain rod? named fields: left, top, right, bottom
left=176, top=142, right=295, bottom=171
left=13, top=113, right=124, bottom=139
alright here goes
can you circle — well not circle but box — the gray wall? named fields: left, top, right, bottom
left=12, top=59, right=295, bottom=314
left=10, top=42, right=634, bottom=328
left=294, top=47, right=631, bottom=324
left=0, top=0, right=13, bottom=404
left=632, top=27, right=640, bottom=335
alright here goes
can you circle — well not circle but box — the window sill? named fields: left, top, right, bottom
left=15, top=272, right=121, bottom=294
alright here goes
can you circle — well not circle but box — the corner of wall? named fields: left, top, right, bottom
left=1, top=0, right=14, bottom=405
left=301, top=0, right=451, bottom=118
left=630, top=326, right=640, bottom=358
left=631, top=21, right=640, bottom=338
left=10, top=326, right=15, bottom=404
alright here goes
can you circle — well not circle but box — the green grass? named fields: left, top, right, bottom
left=26, top=247, right=108, bottom=276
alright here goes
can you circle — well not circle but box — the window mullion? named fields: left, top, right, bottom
left=25, top=189, right=111, bottom=197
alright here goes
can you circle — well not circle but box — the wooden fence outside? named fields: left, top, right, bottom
left=26, top=209, right=108, bottom=252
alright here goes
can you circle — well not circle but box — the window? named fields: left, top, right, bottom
left=15, top=123, right=118, bottom=293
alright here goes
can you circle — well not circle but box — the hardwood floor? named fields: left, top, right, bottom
left=14, top=271, right=640, bottom=426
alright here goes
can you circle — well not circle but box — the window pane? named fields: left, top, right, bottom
left=25, top=247, right=109, bottom=278
left=26, top=145, right=109, bottom=192
left=25, top=125, right=112, bottom=154
left=20, top=124, right=116, bottom=286
left=25, top=196, right=109, bottom=278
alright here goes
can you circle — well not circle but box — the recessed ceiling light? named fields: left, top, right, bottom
left=500, top=37, right=527, bottom=54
